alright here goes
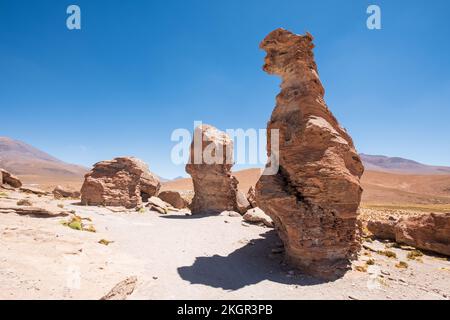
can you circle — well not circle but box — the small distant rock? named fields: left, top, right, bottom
left=243, top=207, right=274, bottom=228
left=16, top=199, right=32, bottom=206
left=0, top=169, right=22, bottom=188
left=20, top=187, right=49, bottom=196
left=147, top=196, right=172, bottom=210
left=158, top=191, right=187, bottom=209
left=100, top=276, right=137, bottom=300
left=52, top=185, right=81, bottom=199
left=220, top=211, right=241, bottom=218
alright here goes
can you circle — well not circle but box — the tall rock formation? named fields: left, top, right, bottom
left=80, top=157, right=160, bottom=209
left=255, top=29, right=364, bottom=279
left=186, top=124, right=240, bottom=214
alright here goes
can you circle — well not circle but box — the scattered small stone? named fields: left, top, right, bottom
left=16, top=199, right=32, bottom=206
left=100, top=276, right=138, bottom=300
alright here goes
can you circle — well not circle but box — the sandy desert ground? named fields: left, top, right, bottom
left=0, top=189, right=449, bottom=300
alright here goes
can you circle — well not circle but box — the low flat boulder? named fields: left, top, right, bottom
left=395, top=212, right=450, bottom=256
left=158, top=191, right=187, bottom=209
left=243, top=207, right=274, bottom=228
left=145, top=196, right=176, bottom=214
left=20, top=187, right=50, bottom=196
left=53, top=185, right=81, bottom=199
left=367, top=212, right=450, bottom=256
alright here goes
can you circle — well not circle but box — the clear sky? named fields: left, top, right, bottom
left=1, top=0, right=449, bottom=178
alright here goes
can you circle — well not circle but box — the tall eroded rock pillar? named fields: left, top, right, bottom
left=186, top=124, right=240, bottom=214
left=255, top=29, right=364, bottom=279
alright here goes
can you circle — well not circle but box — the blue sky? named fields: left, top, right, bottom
left=1, top=0, right=449, bottom=178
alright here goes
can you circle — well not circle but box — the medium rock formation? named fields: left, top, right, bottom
left=255, top=29, right=364, bottom=279
left=186, top=124, right=240, bottom=214
left=158, top=191, right=187, bottom=209
left=368, top=213, right=450, bottom=256
left=81, top=157, right=161, bottom=209
left=53, top=185, right=81, bottom=199
left=0, top=204, right=70, bottom=218
left=0, top=169, right=22, bottom=188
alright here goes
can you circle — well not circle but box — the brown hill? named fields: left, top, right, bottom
left=0, top=137, right=87, bottom=189
left=360, top=154, right=450, bottom=175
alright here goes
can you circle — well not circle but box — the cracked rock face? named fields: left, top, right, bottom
left=186, top=124, right=240, bottom=214
left=80, top=157, right=160, bottom=209
left=255, top=29, right=364, bottom=279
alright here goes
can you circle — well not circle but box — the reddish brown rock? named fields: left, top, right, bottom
left=158, top=191, right=187, bottom=209
left=186, top=124, right=240, bottom=214
left=80, top=157, right=160, bottom=209
left=0, top=169, right=22, bottom=188
left=367, top=216, right=397, bottom=241
left=368, top=212, right=450, bottom=256
left=255, top=29, right=364, bottom=279
left=53, top=185, right=81, bottom=199
left=395, top=213, right=450, bottom=256
left=246, top=186, right=257, bottom=208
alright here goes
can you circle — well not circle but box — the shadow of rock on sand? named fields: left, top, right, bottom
left=177, top=230, right=328, bottom=290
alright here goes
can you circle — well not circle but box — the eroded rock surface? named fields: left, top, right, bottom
left=368, top=212, right=450, bottom=256
left=255, top=29, right=364, bottom=279
left=80, top=157, right=160, bottom=209
left=0, top=169, right=22, bottom=188
left=186, top=124, right=240, bottom=214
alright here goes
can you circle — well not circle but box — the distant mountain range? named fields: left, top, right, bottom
left=360, top=154, right=450, bottom=174
left=0, top=137, right=87, bottom=179
left=1, top=136, right=450, bottom=187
